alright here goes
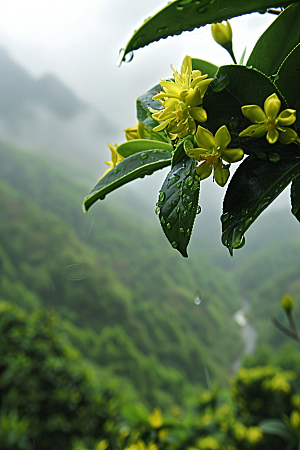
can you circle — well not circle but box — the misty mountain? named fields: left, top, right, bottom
left=0, top=45, right=116, bottom=182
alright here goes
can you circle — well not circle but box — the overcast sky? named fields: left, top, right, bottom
left=0, top=0, right=275, bottom=128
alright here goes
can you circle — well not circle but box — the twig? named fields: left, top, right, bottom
left=272, top=318, right=300, bottom=343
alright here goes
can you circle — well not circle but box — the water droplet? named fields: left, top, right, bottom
left=176, top=206, right=180, bottom=213
left=187, top=229, right=191, bottom=235
left=116, top=48, right=125, bottom=67
left=121, top=167, right=125, bottom=172
left=155, top=206, right=160, bottom=215
left=194, top=293, right=201, bottom=305
left=185, top=166, right=191, bottom=176
left=176, top=5, right=184, bottom=10
left=245, top=217, right=253, bottom=227
left=180, top=228, right=184, bottom=233
left=188, top=202, right=193, bottom=212
left=172, top=241, right=178, bottom=248
left=161, top=217, right=166, bottom=225
left=159, top=192, right=165, bottom=202
left=228, top=117, right=240, bottom=131
left=114, top=169, right=119, bottom=174
left=196, top=205, right=201, bottom=214
left=141, top=153, right=148, bottom=160
left=124, top=51, right=134, bottom=63
left=65, top=264, right=94, bottom=281
left=176, top=182, right=181, bottom=188
left=242, top=208, right=249, bottom=216
left=268, top=152, right=281, bottom=163
left=157, top=27, right=168, bottom=33
left=271, top=73, right=279, bottom=81
left=167, top=223, right=171, bottom=229
left=221, top=212, right=229, bottom=222
left=183, top=211, right=187, bottom=217
left=232, top=223, right=245, bottom=249
left=212, top=73, right=229, bottom=92
left=194, top=175, right=200, bottom=181
left=187, top=176, right=193, bottom=186
left=99, top=195, right=105, bottom=200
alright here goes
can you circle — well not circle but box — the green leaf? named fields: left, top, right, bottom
left=83, top=149, right=172, bottom=213
left=156, top=154, right=200, bottom=257
left=203, top=65, right=285, bottom=138
left=121, top=0, right=298, bottom=61
left=171, top=136, right=195, bottom=169
left=239, top=46, right=247, bottom=65
left=276, top=43, right=300, bottom=129
left=191, top=58, right=218, bottom=78
left=259, top=419, right=294, bottom=440
left=247, top=4, right=300, bottom=75
left=137, top=84, right=162, bottom=129
left=221, top=146, right=300, bottom=255
left=291, top=175, right=300, bottom=222
left=117, top=139, right=173, bottom=158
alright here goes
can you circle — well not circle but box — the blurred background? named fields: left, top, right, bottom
left=0, top=1, right=300, bottom=449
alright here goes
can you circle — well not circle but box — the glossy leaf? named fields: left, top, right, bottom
left=156, top=154, right=200, bottom=257
left=221, top=146, right=300, bottom=255
left=83, top=149, right=172, bottom=213
left=171, top=136, right=195, bottom=169
left=203, top=65, right=285, bottom=139
left=259, top=419, right=294, bottom=440
left=192, top=58, right=218, bottom=78
left=291, top=175, right=300, bottom=222
left=137, top=83, right=162, bottom=129
left=121, top=0, right=298, bottom=61
left=276, top=43, right=300, bottom=129
left=247, top=4, right=300, bottom=76
left=117, top=139, right=173, bottom=158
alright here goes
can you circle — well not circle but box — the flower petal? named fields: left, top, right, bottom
left=266, top=128, right=279, bottom=144
left=215, top=125, right=231, bottom=149
left=196, top=161, right=213, bottom=180
left=185, top=147, right=209, bottom=159
left=190, top=74, right=208, bottom=89
left=278, top=127, right=299, bottom=145
left=189, top=107, right=207, bottom=122
left=213, top=159, right=230, bottom=187
left=277, top=109, right=297, bottom=126
left=239, top=124, right=267, bottom=138
left=185, top=87, right=201, bottom=107
left=241, top=105, right=266, bottom=123
left=160, top=81, right=182, bottom=96
left=153, top=118, right=172, bottom=131
left=264, top=93, right=281, bottom=119
left=196, top=126, right=215, bottom=150
left=181, top=55, right=192, bottom=76
left=221, top=148, right=244, bottom=163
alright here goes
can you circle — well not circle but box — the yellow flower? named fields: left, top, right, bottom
left=150, top=55, right=212, bottom=139
left=124, top=122, right=145, bottom=141
left=246, top=427, right=263, bottom=444
left=148, top=408, right=163, bottom=429
left=239, top=93, right=299, bottom=144
left=99, top=143, right=124, bottom=180
left=290, top=410, right=300, bottom=429
left=185, top=125, right=244, bottom=187
left=211, top=21, right=232, bottom=46
left=281, top=294, right=294, bottom=314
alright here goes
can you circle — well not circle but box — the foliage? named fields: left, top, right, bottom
left=83, top=2, right=300, bottom=258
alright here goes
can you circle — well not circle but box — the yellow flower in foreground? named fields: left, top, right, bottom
left=239, top=93, right=299, bottom=144
left=185, top=125, right=244, bottom=187
left=211, top=21, right=232, bottom=46
left=149, top=407, right=163, bottom=428
left=98, top=143, right=124, bottom=180
left=150, top=55, right=212, bottom=139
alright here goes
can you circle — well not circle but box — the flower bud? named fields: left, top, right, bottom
left=281, top=294, right=294, bottom=314
left=211, top=21, right=232, bottom=46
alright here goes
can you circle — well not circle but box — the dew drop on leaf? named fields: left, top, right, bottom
left=268, top=152, right=281, bottom=163
left=172, top=241, right=178, bottom=248
left=196, top=205, right=201, bottom=214
left=167, top=223, right=171, bottom=229
left=155, top=206, right=160, bottom=215
left=180, top=228, right=184, bottom=233
left=141, top=153, right=148, bottom=160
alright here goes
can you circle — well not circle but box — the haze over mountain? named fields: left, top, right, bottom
left=0, top=45, right=117, bottom=183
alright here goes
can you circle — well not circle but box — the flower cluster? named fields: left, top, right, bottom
left=150, top=55, right=212, bottom=139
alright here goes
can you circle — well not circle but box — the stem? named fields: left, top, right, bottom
left=267, top=9, right=281, bottom=15
left=223, top=42, right=237, bottom=65
left=287, top=311, right=299, bottom=337
left=272, top=318, right=300, bottom=343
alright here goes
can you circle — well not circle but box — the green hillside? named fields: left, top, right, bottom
left=0, top=138, right=243, bottom=407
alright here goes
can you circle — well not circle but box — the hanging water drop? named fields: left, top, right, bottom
left=116, top=48, right=125, bottom=67
left=187, top=176, right=193, bottom=186
left=194, top=292, right=201, bottom=305
left=159, top=192, right=165, bottom=202
left=179, top=228, right=184, bottom=233
left=221, top=212, right=229, bottom=222
left=161, top=216, right=166, bottom=225
left=155, top=206, right=160, bottom=215
left=196, top=205, right=201, bottom=214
